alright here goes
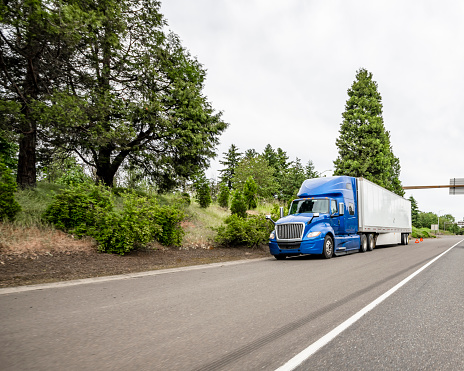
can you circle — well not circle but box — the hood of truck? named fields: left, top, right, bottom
left=276, top=213, right=323, bottom=224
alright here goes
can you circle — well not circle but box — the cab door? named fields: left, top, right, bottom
left=330, top=199, right=341, bottom=236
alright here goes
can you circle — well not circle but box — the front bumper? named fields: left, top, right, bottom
left=269, top=236, right=325, bottom=256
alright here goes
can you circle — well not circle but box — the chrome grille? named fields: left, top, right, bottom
left=276, top=223, right=304, bottom=240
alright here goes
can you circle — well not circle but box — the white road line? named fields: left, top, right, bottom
left=276, top=238, right=464, bottom=371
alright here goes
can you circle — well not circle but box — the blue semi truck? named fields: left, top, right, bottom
left=266, top=176, right=412, bottom=259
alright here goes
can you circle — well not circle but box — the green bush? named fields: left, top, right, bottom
left=43, top=182, right=113, bottom=236
left=214, top=214, right=273, bottom=248
left=230, top=190, right=247, bottom=218
left=243, top=176, right=258, bottom=209
left=411, top=226, right=436, bottom=239
left=0, top=160, right=21, bottom=221
left=93, top=194, right=184, bottom=254
left=44, top=184, right=185, bottom=254
left=172, top=192, right=191, bottom=208
left=56, top=163, right=91, bottom=186
left=217, top=183, right=230, bottom=209
left=151, top=205, right=185, bottom=246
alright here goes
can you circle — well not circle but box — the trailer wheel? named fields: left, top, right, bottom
left=274, top=254, right=287, bottom=260
left=401, top=233, right=409, bottom=245
left=360, top=234, right=367, bottom=253
left=322, top=235, right=334, bottom=259
left=367, top=234, right=376, bottom=251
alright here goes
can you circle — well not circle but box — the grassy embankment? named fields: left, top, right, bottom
left=0, top=183, right=279, bottom=255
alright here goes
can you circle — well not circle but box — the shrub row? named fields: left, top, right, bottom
left=214, top=214, right=273, bottom=248
left=43, top=183, right=184, bottom=254
left=411, top=226, right=436, bottom=239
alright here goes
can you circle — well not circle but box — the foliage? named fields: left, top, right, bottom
left=176, top=192, right=191, bottom=207
left=232, top=155, right=277, bottom=199
left=269, top=203, right=288, bottom=221
left=43, top=183, right=114, bottom=237
left=416, top=211, right=438, bottom=229
left=219, top=144, right=242, bottom=189
left=409, top=196, right=419, bottom=227
left=217, top=182, right=230, bottom=209
left=243, top=176, right=258, bottom=209
left=0, top=159, right=22, bottom=221
left=230, top=190, right=247, bottom=218
left=333, top=68, right=404, bottom=196
left=193, top=173, right=212, bottom=208
left=262, top=145, right=289, bottom=181
left=92, top=193, right=184, bottom=254
left=0, top=130, right=18, bottom=171
left=305, top=159, right=319, bottom=179
left=214, top=214, right=273, bottom=248
left=1, top=0, right=227, bottom=190
left=43, top=183, right=184, bottom=254
left=0, top=0, right=72, bottom=188
left=411, top=227, right=436, bottom=239
left=280, top=158, right=307, bottom=201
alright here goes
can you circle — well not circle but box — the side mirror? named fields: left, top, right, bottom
left=265, top=215, right=276, bottom=225
left=279, top=207, right=284, bottom=219
left=313, top=212, right=319, bottom=217
left=339, top=203, right=345, bottom=216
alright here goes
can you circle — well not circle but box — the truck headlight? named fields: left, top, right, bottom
left=269, top=231, right=276, bottom=239
left=307, top=231, right=321, bottom=238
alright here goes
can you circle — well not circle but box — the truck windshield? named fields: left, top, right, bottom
left=289, top=199, right=329, bottom=215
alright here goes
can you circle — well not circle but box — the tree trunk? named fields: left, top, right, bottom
left=16, top=125, right=37, bottom=188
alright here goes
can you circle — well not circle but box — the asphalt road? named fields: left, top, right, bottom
left=1, top=235, right=463, bottom=371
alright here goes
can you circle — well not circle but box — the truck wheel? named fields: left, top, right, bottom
left=401, top=233, right=409, bottom=245
left=322, top=235, right=334, bottom=259
left=367, top=234, right=376, bottom=251
left=274, top=254, right=287, bottom=260
left=360, top=234, right=367, bottom=253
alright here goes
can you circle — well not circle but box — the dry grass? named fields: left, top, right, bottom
left=0, top=223, right=96, bottom=256
left=181, top=203, right=229, bottom=248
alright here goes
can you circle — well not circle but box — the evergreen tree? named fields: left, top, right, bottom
left=262, top=144, right=278, bottom=170
left=193, top=173, right=212, bottom=208
left=244, top=148, right=258, bottom=159
left=305, top=160, right=319, bottom=179
left=243, top=176, right=258, bottom=209
left=219, top=144, right=242, bottom=189
left=333, top=68, right=404, bottom=196
left=217, top=182, right=230, bottom=209
left=408, top=195, right=419, bottom=227
left=230, top=190, right=247, bottom=218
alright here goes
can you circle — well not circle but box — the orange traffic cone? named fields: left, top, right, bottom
left=420, top=238, right=423, bottom=242
left=415, top=239, right=419, bottom=243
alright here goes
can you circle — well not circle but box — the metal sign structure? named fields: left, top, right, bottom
left=449, top=178, right=464, bottom=195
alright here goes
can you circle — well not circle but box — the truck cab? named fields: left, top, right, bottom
left=267, top=176, right=360, bottom=259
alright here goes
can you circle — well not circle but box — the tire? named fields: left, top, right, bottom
left=367, top=234, right=376, bottom=251
left=401, top=233, right=409, bottom=245
left=360, top=234, right=367, bottom=253
left=274, top=254, right=287, bottom=260
left=322, top=235, right=334, bottom=259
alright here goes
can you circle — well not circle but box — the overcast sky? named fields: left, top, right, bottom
left=161, top=0, right=464, bottom=223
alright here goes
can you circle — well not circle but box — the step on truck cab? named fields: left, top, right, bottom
left=266, top=176, right=412, bottom=259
